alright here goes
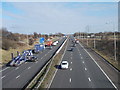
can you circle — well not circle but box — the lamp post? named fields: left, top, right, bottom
left=106, top=22, right=117, bottom=61
left=86, top=25, right=89, bottom=46
left=94, top=33, right=96, bottom=49
left=114, top=31, right=117, bottom=61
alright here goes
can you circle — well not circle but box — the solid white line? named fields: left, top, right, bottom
left=0, top=67, right=10, bottom=72
left=88, top=77, right=91, bottom=82
left=15, top=67, right=19, bottom=70
left=69, top=78, right=72, bottom=83
left=80, top=54, right=81, bottom=55
left=70, top=68, right=72, bottom=71
left=28, top=67, right=31, bottom=69
left=16, top=75, right=20, bottom=79
left=1, top=76, right=5, bottom=79
left=85, top=68, right=87, bottom=71
left=79, top=42, right=118, bottom=89
left=71, top=62, right=72, bottom=64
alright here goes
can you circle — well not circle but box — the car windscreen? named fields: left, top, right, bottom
left=62, top=63, right=67, bottom=65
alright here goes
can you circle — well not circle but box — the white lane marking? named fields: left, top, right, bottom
left=69, top=78, right=72, bottom=83
left=48, top=38, right=68, bottom=88
left=71, top=62, right=72, bottom=64
left=79, top=42, right=118, bottom=89
left=88, top=77, right=91, bottom=82
left=82, top=61, right=84, bottom=64
left=1, top=76, right=5, bottom=79
left=16, top=75, right=20, bottom=79
left=81, top=57, right=83, bottom=59
left=0, top=67, right=10, bottom=72
left=80, top=54, right=81, bottom=55
left=70, top=68, right=72, bottom=71
left=15, top=67, right=19, bottom=70
left=85, top=68, right=87, bottom=71
left=28, top=67, right=31, bottom=69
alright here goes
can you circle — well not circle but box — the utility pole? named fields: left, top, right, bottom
left=79, top=31, right=80, bottom=39
left=111, top=22, right=117, bottom=61
left=86, top=25, right=89, bottom=46
left=113, top=22, right=117, bottom=61
left=94, top=33, right=96, bottom=49
left=114, top=31, right=117, bottom=61
left=106, top=22, right=117, bottom=61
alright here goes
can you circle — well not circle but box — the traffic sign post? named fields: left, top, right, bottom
left=39, top=37, right=45, bottom=44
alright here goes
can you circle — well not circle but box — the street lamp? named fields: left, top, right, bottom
left=86, top=25, right=89, bottom=46
left=94, top=34, right=96, bottom=49
left=106, top=22, right=117, bottom=61
left=114, top=31, right=117, bottom=61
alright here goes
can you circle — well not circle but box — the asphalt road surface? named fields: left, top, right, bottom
left=50, top=36, right=119, bottom=89
left=1, top=37, right=66, bottom=88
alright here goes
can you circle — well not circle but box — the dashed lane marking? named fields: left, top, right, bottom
left=69, top=78, right=72, bottom=83
left=28, top=67, right=31, bottom=69
left=15, top=67, right=19, bottom=70
left=88, top=77, right=91, bottom=82
left=85, top=68, right=87, bottom=71
left=0, top=67, right=10, bottom=72
left=1, top=76, right=5, bottom=79
left=16, top=75, right=20, bottom=79
left=82, top=61, right=84, bottom=64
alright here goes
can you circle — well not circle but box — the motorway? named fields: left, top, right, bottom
left=1, top=37, right=66, bottom=88
left=50, top=36, right=119, bottom=89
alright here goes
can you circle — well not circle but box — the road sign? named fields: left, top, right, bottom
left=39, top=37, right=45, bottom=43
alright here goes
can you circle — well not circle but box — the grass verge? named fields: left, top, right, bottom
left=39, top=40, right=67, bottom=88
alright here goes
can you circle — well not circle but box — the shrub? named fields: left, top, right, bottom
left=2, top=38, right=17, bottom=50
left=29, top=38, right=34, bottom=45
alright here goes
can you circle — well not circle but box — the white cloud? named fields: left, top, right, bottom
left=2, top=2, right=118, bottom=34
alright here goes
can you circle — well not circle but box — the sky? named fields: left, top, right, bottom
left=1, top=1, right=118, bottom=34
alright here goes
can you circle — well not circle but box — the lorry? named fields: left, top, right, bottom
left=34, top=44, right=45, bottom=53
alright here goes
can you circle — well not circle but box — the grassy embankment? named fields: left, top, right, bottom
left=79, top=38, right=120, bottom=70
left=1, top=37, right=59, bottom=66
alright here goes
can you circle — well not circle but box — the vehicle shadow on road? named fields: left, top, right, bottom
left=54, top=65, right=61, bottom=69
